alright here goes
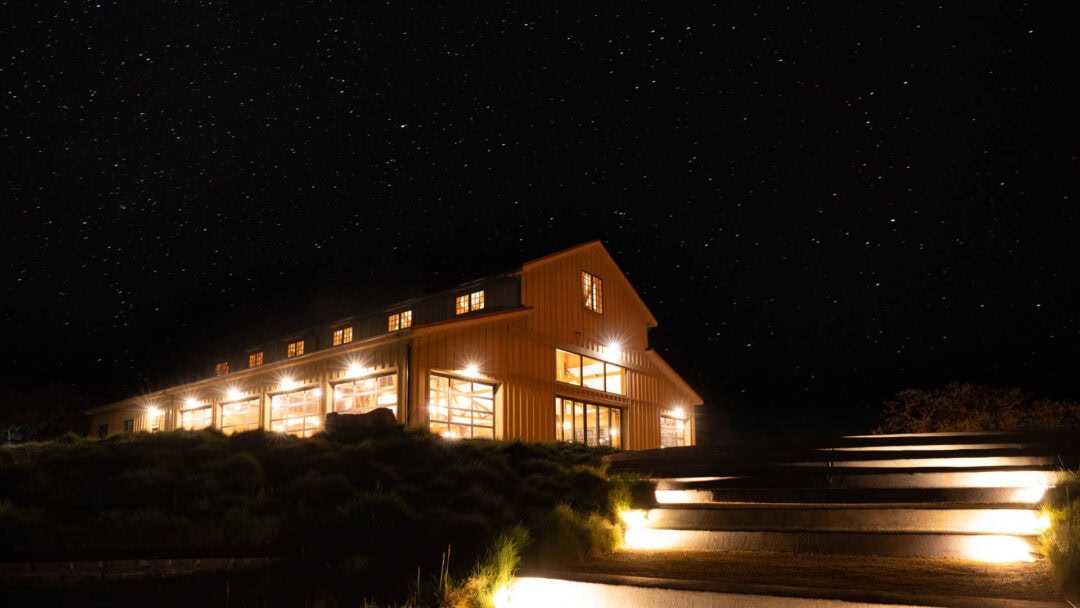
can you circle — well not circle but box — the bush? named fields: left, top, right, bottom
left=527, top=503, right=619, bottom=567
left=876, top=383, right=1080, bottom=433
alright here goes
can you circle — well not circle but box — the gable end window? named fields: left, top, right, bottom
left=287, top=340, right=305, bottom=358
left=388, top=310, right=413, bottom=331
left=582, top=271, right=603, bottom=314
left=455, top=290, right=485, bottom=315
left=333, top=327, right=353, bottom=346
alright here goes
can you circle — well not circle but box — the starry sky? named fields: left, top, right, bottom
left=3, top=2, right=1077, bottom=439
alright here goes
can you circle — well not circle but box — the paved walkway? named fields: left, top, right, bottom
left=521, top=549, right=1069, bottom=608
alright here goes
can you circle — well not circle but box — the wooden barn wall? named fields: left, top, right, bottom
left=521, top=246, right=651, bottom=354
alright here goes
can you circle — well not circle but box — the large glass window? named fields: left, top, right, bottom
left=334, top=374, right=398, bottom=417
left=221, top=398, right=261, bottom=435
left=582, top=271, right=603, bottom=313
left=555, top=349, right=626, bottom=395
left=181, top=406, right=213, bottom=430
left=248, top=351, right=264, bottom=368
left=660, top=415, right=688, bottom=448
left=428, top=374, right=494, bottom=439
left=270, top=387, right=321, bottom=437
left=555, top=397, right=621, bottom=448
left=287, top=340, right=305, bottom=358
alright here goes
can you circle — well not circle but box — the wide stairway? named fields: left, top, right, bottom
left=605, top=431, right=1078, bottom=562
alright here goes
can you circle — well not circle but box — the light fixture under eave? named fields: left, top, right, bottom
left=346, top=362, right=365, bottom=378
left=226, top=387, right=243, bottom=401
left=147, top=406, right=163, bottom=418
left=603, top=340, right=623, bottom=360
left=462, top=363, right=480, bottom=378
left=280, top=377, right=299, bottom=391
left=184, top=397, right=199, bottom=409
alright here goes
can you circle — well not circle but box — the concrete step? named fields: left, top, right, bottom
left=642, top=486, right=1049, bottom=507
left=621, top=528, right=1040, bottom=561
left=636, top=505, right=1045, bottom=535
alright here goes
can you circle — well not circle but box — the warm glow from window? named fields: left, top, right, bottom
left=428, top=374, right=495, bottom=439
left=582, top=271, right=603, bottom=313
left=248, top=351, right=263, bottom=367
left=271, top=387, right=322, bottom=437
left=555, top=349, right=626, bottom=395
left=333, top=327, right=353, bottom=346
left=334, top=373, right=398, bottom=417
left=221, top=398, right=260, bottom=434
left=180, top=406, right=212, bottom=431
left=287, top=340, right=304, bottom=358
left=554, top=397, right=621, bottom=448
left=215, top=361, right=229, bottom=376
left=456, top=291, right=485, bottom=315
left=660, top=414, right=688, bottom=448
left=388, top=310, right=413, bottom=331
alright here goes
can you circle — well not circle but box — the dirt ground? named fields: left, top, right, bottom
left=563, top=549, right=1067, bottom=604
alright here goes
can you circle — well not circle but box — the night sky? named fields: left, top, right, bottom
left=3, top=2, right=1077, bottom=439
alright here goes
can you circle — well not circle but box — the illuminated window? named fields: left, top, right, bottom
left=555, top=349, right=626, bottom=395
left=334, top=373, right=398, bottom=416
left=388, top=310, right=413, bottom=331
left=287, top=340, right=305, bottom=358
left=455, top=291, right=485, bottom=315
left=215, top=361, right=229, bottom=376
left=271, top=387, right=321, bottom=437
left=248, top=352, right=264, bottom=368
left=221, top=398, right=261, bottom=435
left=428, top=374, right=494, bottom=439
left=660, top=415, right=688, bottom=448
left=582, top=271, right=603, bottom=314
left=181, top=406, right=213, bottom=431
left=333, top=327, right=353, bottom=346
left=555, top=397, right=621, bottom=448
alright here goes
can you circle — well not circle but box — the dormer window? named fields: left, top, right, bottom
left=333, top=327, right=353, bottom=346
left=455, top=290, right=485, bottom=315
left=287, top=340, right=305, bottom=358
left=248, top=352, right=264, bottom=368
left=388, top=310, right=413, bottom=331
left=215, top=361, right=229, bottom=376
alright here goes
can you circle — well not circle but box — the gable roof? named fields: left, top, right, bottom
left=521, top=240, right=659, bottom=328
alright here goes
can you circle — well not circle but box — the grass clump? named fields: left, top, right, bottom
left=1038, top=471, right=1080, bottom=593
left=438, top=526, right=529, bottom=608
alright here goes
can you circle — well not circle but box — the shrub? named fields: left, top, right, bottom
left=876, top=383, right=1080, bottom=433
left=527, top=503, right=617, bottom=567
